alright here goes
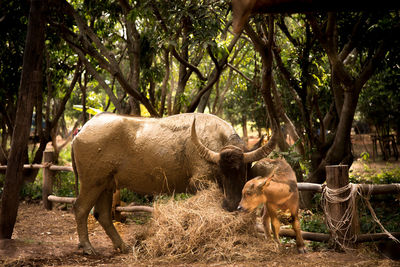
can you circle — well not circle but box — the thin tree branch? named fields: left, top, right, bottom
left=185, top=34, right=241, bottom=112
left=307, top=14, right=354, bottom=88
left=355, top=41, right=387, bottom=94
left=55, top=0, right=159, bottom=116
left=338, top=13, right=367, bottom=62
left=277, top=16, right=299, bottom=47
left=170, top=46, right=207, bottom=81
left=52, top=61, right=81, bottom=126
left=66, top=39, right=123, bottom=113
left=227, top=63, right=253, bottom=83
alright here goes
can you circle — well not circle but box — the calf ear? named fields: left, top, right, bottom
left=257, top=179, right=269, bottom=192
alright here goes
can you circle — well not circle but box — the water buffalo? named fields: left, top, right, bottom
left=71, top=112, right=277, bottom=254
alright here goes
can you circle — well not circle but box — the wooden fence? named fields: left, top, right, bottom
left=2, top=150, right=400, bottom=248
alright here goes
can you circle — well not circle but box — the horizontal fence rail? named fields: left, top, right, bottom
left=0, top=164, right=73, bottom=172
left=47, top=195, right=154, bottom=213
left=255, top=225, right=400, bottom=243
left=297, top=182, right=400, bottom=195
left=2, top=150, right=400, bottom=248
left=3, top=163, right=399, bottom=195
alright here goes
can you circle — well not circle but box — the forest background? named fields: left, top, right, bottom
left=0, top=0, right=399, bottom=239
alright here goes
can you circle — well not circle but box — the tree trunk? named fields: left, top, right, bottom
left=120, top=0, right=141, bottom=116
left=159, top=48, right=170, bottom=116
left=197, top=89, right=212, bottom=113
left=245, top=18, right=283, bottom=138
left=167, top=53, right=175, bottom=115
left=79, top=71, right=88, bottom=123
left=242, top=115, right=248, bottom=143
left=172, top=22, right=190, bottom=115
left=302, top=14, right=388, bottom=207
left=0, top=0, right=46, bottom=239
left=173, top=64, right=190, bottom=114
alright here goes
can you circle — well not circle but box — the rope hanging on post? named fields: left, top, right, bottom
left=359, top=184, right=400, bottom=244
left=321, top=183, right=400, bottom=249
left=321, top=183, right=358, bottom=248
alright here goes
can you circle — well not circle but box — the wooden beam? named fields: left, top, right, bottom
left=357, top=232, right=400, bottom=242
left=0, top=162, right=397, bottom=196
left=42, top=151, right=54, bottom=210
left=0, top=164, right=43, bottom=170
left=255, top=224, right=330, bottom=242
left=47, top=195, right=155, bottom=213
left=358, top=184, right=400, bottom=195
left=49, top=165, right=73, bottom=172
left=297, top=182, right=322, bottom=192
left=0, top=164, right=72, bottom=171
left=116, top=205, right=154, bottom=213
left=258, top=225, right=400, bottom=243
left=48, top=195, right=76, bottom=204
left=279, top=228, right=330, bottom=242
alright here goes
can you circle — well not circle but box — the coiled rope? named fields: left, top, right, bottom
left=321, top=183, right=400, bottom=249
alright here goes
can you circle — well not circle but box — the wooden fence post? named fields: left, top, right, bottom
left=325, top=165, right=359, bottom=249
left=42, top=150, right=54, bottom=210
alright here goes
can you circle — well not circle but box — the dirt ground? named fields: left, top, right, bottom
left=0, top=201, right=398, bottom=267
left=0, top=134, right=399, bottom=266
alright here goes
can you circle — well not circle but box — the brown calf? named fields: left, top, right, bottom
left=238, top=158, right=306, bottom=253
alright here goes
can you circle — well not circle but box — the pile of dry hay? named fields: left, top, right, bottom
left=133, top=183, right=284, bottom=264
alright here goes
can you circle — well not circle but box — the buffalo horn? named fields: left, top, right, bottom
left=191, top=118, right=220, bottom=164
left=243, top=133, right=277, bottom=163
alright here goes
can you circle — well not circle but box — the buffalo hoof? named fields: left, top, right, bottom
left=297, top=246, right=307, bottom=254
left=115, top=242, right=131, bottom=254
left=78, top=243, right=97, bottom=255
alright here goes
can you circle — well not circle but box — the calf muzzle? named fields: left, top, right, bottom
left=237, top=204, right=246, bottom=212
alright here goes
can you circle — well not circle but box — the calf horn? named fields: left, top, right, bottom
left=191, top=118, right=220, bottom=164
left=243, top=133, right=278, bottom=163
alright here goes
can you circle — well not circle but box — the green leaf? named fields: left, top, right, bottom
left=73, top=105, right=103, bottom=115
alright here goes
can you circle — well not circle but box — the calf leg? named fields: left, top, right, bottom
left=267, top=204, right=281, bottom=243
left=94, top=188, right=130, bottom=253
left=288, top=196, right=306, bottom=253
left=261, top=204, right=272, bottom=239
left=291, top=212, right=306, bottom=253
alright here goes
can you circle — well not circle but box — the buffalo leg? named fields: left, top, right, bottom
left=94, top=188, right=129, bottom=253
left=74, top=184, right=104, bottom=255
